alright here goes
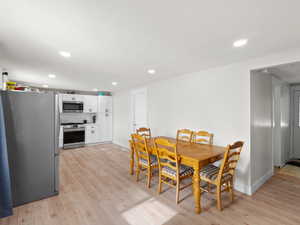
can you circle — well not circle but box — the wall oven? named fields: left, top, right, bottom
left=62, top=101, right=83, bottom=113
left=63, top=125, right=85, bottom=149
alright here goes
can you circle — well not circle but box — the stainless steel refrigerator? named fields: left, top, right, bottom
left=1, top=91, right=60, bottom=206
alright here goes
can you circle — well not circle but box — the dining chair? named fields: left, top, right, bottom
left=192, top=130, right=214, bottom=145
left=155, top=138, right=194, bottom=204
left=176, top=129, right=193, bottom=143
left=131, top=133, right=158, bottom=188
left=199, top=141, right=244, bottom=210
left=136, top=127, right=151, bottom=139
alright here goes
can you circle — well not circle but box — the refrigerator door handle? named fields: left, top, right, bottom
left=54, top=94, right=60, bottom=155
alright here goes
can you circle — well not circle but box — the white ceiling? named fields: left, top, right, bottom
left=1, top=0, right=300, bottom=91
left=266, top=62, right=300, bottom=84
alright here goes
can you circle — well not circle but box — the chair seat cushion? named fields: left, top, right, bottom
left=200, top=164, right=232, bottom=182
left=139, top=154, right=158, bottom=166
left=162, top=164, right=194, bottom=177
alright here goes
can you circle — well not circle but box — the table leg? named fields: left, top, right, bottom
left=193, top=163, right=201, bottom=214
left=130, top=142, right=134, bottom=175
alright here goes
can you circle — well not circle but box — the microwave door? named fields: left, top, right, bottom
left=63, top=102, right=83, bottom=113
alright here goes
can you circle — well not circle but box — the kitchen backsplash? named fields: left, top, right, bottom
left=60, top=113, right=96, bottom=124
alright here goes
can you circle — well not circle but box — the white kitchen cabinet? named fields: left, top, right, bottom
left=95, top=124, right=101, bottom=143
left=96, top=96, right=112, bottom=142
left=98, top=96, right=112, bottom=113
left=85, top=124, right=98, bottom=144
left=61, top=94, right=84, bottom=102
left=97, top=112, right=112, bottom=142
left=84, top=95, right=98, bottom=113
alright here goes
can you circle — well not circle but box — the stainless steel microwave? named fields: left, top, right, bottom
left=62, top=101, right=84, bottom=113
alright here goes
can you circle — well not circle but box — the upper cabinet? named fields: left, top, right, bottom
left=61, top=94, right=84, bottom=102
left=84, top=95, right=98, bottom=113
left=98, top=96, right=112, bottom=113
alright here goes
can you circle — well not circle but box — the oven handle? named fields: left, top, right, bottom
left=64, top=128, right=85, bottom=132
left=63, top=101, right=84, bottom=104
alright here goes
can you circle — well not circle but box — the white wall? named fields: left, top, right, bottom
left=281, top=84, right=291, bottom=162
left=114, top=64, right=251, bottom=194
left=113, top=48, right=300, bottom=195
left=272, top=79, right=281, bottom=167
left=250, top=72, right=273, bottom=193
left=0, top=69, right=2, bottom=90
left=272, top=77, right=290, bottom=167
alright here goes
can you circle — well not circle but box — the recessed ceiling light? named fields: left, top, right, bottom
left=112, top=82, right=118, bottom=86
left=233, top=39, right=248, bottom=48
left=147, top=69, right=156, bottom=74
left=59, top=51, right=71, bottom=58
left=42, top=84, right=49, bottom=88
left=48, top=74, right=56, bottom=78
left=93, top=88, right=98, bottom=91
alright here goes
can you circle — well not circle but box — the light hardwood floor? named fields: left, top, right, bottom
left=1, top=144, right=300, bottom=225
left=278, top=164, right=300, bottom=179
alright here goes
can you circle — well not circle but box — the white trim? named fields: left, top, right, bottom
left=290, top=86, right=294, bottom=159
left=113, top=141, right=130, bottom=151
left=250, top=170, right=273, bottom=194
left=290, top=85, right=300, bottom=159
left=234, top=182, right=252, bottom=196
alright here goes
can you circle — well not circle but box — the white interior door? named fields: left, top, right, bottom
left=292, top=91, right=300, bottom=158
left=131, top=88, right=147, bottom=132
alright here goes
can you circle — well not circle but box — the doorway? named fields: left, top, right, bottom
left=131, top=88, right=148, bottom=133
left=252, top=61, right=300, bottom=180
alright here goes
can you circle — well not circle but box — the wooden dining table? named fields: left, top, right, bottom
left=129, top=136, right=227, bottom=214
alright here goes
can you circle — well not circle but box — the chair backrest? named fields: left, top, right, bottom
left=176, top=129, right=193, bottom=143
left=217, top=141, right=244, bottom=181
left=136, top=127, right=151, bottom=138
left=154, top=138, right=180, bottom=178
left=131, top=134, right=151, bottom=165
left=192, top=130, right=213, bottom=145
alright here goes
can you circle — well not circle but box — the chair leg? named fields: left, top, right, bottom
left=216, top=184, right=222, bottom=211
left=229, top=180, right=234, bottom=202
left=136, top=165, right=140, bottom=182
left=158, top=172, right=162, bottom=194
left=147, top=167, right=152, bottom=188
left=176, top=180, right=180, bottom=204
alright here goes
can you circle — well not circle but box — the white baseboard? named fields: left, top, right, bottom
left=113, top=141, right=130, bottom=151
left=251, top=169, right=274, bottom=194
left=234, top=181, right=252, bottom=196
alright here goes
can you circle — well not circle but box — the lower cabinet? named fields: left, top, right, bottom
left=84, top=95, right=98, bottom=113
left=84, top=113, right=112, bottom=144
left=97, top=113, right=112, bottom=142
left=85, top=124, right=100, bottom=144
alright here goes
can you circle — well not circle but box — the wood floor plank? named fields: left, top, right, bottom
left=1, top=143, right=300, bottom=225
